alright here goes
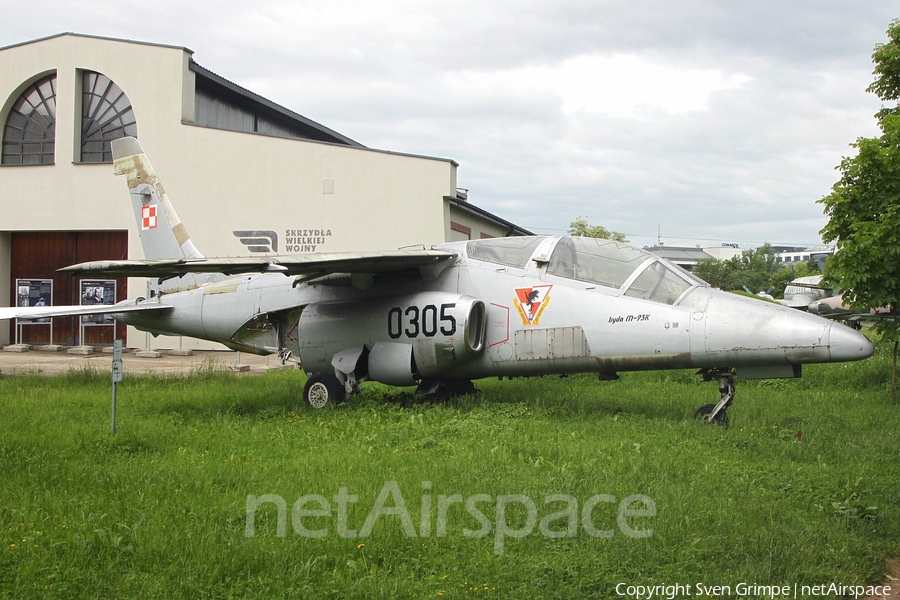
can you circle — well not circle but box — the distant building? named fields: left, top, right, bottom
left=775, top=248, right=834, bottom=271
left=700, top=246, right=742, bottom=261
left=644, top=244, right=742, bottom=271
left=647, top=242, right=834, bottom=273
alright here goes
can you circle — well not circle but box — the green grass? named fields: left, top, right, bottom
left=1, top=342, right=899, bottom=599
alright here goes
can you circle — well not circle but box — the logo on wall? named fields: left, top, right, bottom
left=233, top=229, right=334, bottom=253
left=141, top=205, right=158, bottom=230
left=233, top=230, right=278, bottom=253
left=514, top=285, right=552, bottom=326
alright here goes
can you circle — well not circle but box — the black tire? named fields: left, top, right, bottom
left=303, top=373, right=345, bottom=409
left=695, top=403, right=729, bottom=427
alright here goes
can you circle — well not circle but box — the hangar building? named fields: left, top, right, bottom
left=0, top=33, right=529, bottom=349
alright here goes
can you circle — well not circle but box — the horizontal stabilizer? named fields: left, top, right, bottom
left=59, top=250, right=458, bottom=278
left=0, top=299, right=172, bottom=321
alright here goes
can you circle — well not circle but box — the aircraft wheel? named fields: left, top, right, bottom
left=695, top=403, right=729, bottom=427
left=304, top=373, right=345, bottom=409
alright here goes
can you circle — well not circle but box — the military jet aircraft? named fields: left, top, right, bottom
left=779, top=275, right=892, bottom=328
left=780, top=275, right=832, bottom=309
left=0, top=138, right=875, bottom=424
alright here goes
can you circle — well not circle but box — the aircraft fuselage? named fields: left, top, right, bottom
left=120, top=236, right=873, bottom=386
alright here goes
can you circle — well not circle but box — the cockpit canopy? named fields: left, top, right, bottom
left=465, top=236, right=704, bottom=305
left=465, top=236, right=544, bottom=269
left=546, top=236, right=646, bottom=288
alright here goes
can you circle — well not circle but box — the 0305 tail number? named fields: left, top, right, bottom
left=387, top=303, right=456, bottom=339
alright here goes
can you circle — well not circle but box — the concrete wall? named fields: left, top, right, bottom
left=447, top=208, right=515, bottom=240
left=704, top=247, right=742, bottom=261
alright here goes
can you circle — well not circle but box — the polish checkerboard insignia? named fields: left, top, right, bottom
left=141, top=205, right=158, bottom=230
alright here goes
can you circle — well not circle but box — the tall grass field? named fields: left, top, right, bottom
left=1, top=341, right=898, bottom=599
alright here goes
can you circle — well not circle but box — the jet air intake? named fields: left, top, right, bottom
left=298, top=292, right=487, bottom=385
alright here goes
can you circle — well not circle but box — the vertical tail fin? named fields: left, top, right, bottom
left=112, top=137, right=204, bottom=292
left=112, top=137, right=204, bottom=261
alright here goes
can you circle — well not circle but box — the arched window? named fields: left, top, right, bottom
left=2, top=74, right=57, bottom=165
left=81, top=71, right=137, bottom=163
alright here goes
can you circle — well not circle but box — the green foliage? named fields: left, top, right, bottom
left=819, top=114, right=900, bottom=312
left=867, top=18, right=900, bottom=116
left=693, top=256, right=741, bottom=290
left=819, top=19, right=900, bottom=391
left=568, top=216, right=628, bottom=243
left=769, top=262, right=820, bottom=298
left=692, top=243, right=796, bottom=296
left=819, top=18, right=900, bottom=313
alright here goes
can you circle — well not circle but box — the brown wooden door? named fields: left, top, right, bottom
left=10, top=231, right=128, bottom=346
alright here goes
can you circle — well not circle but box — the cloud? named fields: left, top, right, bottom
left=441, top=54, right=752, bottom=120
left=553, top=55, right=752, bottom=118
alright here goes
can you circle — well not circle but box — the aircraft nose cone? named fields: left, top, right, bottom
left=827, top=322, right=874, bottom=362
left=686, top=288, right=875, bottom=368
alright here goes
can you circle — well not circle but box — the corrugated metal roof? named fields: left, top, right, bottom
left=645, top=246, right=713, bottom=261
left=190, top=60, right=365, bottom=148
left=447, top=197, right=533, bottom=236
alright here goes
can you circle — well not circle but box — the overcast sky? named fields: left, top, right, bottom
left=3, top=1, right=897, bottom=249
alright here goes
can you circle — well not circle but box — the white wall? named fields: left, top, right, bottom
left=704, top=247, right=742, bottom=261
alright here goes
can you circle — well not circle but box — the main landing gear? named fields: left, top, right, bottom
left=303, top=373, right=346, bottom=409
left=301, top=373, right=478, bottom=409
left=695, top=369, right=735, bottom=426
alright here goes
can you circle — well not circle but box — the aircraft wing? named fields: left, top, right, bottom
left=0, top=299, right=173, bottom=320
left=808, top=295, right=893, bottom=321
left=59, top=250, right=458, bottom=278
left=786, top=281, right=829, bottom=291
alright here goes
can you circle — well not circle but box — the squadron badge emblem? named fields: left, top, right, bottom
left=514, top=285, right=552, bottom=326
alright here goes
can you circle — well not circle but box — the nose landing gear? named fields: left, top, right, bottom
left=696, top=369, right=735, bottom=426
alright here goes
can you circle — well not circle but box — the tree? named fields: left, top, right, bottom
left=818, top=18, right=900, bottom=393
left=692, top=244, right=781, bottom=294
left=867, top=18, right=900, bottom=118
left=692, top=256, right=739, bottom=291
left=769, top=261, right=819, bottom=299
left=568, top=217, right=628, bottom=243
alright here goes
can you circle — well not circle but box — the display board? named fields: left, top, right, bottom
left=15, top=278, right=52, bottom=324
left=80, top=279, right=116, bottom=325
